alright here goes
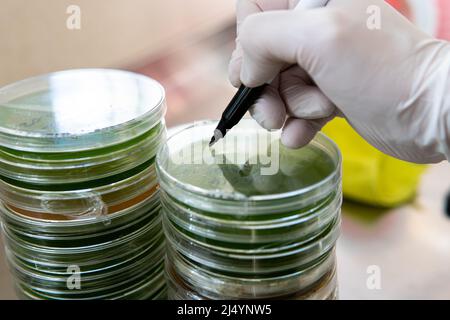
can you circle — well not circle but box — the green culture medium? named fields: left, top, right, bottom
left=0, top=69, right=167, bottom=299
left=157, top=119, right=342, bottom=300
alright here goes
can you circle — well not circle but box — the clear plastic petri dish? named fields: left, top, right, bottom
left=4, top=236, right=164, bottom=288
left=157, top=120, right=341, bottom=213
left=167, top=249, right=338, bottom=300
left=0, top=188, right=160, bottom=234
left=0, top=162, right=159, bottom=218
left=0, top=69, right=166, bottom=153
left=12, top=259, right=166, bottom=300
left=163, top=213, right=341, bottom=275
left=166, top=244, right=338, bottom=300
left=0, top=199, right=162, bottom=257
left=0, top=121, right=165, bottom=185
left=157, top=119, right=342, bottom=300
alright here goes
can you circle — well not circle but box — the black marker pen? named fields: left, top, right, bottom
left=209, top=84, right=266, bottom=147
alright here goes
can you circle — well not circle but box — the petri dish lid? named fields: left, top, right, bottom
left=157, top=119, right=341, bottom=203
left=0, top=69, right=166, bottom=152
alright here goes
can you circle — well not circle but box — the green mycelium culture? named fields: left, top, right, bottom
left=0, top=122, right=164, bottom=187
left=166, top=140, right=335, bottom=197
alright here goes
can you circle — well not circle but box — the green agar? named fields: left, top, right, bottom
left=166, top=139, right=336, bottom=197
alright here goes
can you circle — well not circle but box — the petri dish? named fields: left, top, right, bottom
left=0, top=69, right=166, bottom=153
left=0, top=121, right=165, bottom=185
left=0, top=162, right=159, bottom=218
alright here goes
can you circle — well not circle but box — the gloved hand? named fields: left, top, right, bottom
left=229, top=0, right=450, bottom=164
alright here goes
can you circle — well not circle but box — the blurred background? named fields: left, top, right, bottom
left=1, top=0, right=450, bottom=299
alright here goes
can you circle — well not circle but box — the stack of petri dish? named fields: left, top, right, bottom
left=157, top=119, right=342, bottom=300
left=0, top=69, right=167, bottom=299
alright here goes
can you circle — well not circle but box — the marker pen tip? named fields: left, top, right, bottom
left=209, top=136, right=217, bottom=147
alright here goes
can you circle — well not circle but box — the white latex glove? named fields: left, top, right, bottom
left=229, top=0, right=450, bottom=164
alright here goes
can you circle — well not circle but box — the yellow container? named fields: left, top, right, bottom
left=322, top=118, right=425, bottom=207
